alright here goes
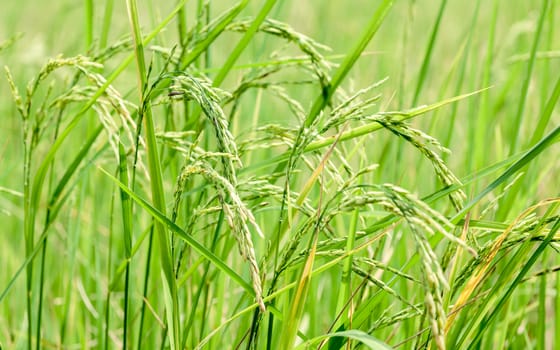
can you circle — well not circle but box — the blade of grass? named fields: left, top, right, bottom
left=195, top=232, right=387, bottom=349
left=278, top=124, right=344, bottom=349
left=99, top=0, right=114, bottom=49
left=47, top=125, right=104, bottom=213
left=177, top=0, right=188, bottom=46
left=136, top=224, right=155, bottom=350
left=188, top=0, right=278, bottom=167
left=466, top=204, right=560, bottom=348
left=181, top=211, right=224, bottom=348
left=84, top=0, right=94, bottom=49
left=534, top=0, right=556, bottom=138
left=118, top=143, right=133, bottom=350
left=411, top=0, right=448, bottom=106
left=537, top=253, right=547, bottom=350
left=295, top=329, right=392, bottom=350
left=557, top=251, right=560, bottom=348
left=447, top=199, right=559, bottom=345
left=35, top=122, right=104, bottom=350
left=338, top=208, right=360, bottom=315
left=472, top=0, right=499, bottom=182
left=0, top=133, right=106, bottom=304
left=444, top=0, right=480, bottom=167
left=324, top=208, right=361, bottom=350
left=509, top=0, right=550, bottom=155
left=495, top=69, right=560, bottom=219
left=305, top=0, right=393, bottom=128
left=241, top=87, right=489, bottom=175
left=364, top=149, right=522, bottom=237
left=103, top=190, right=116, bottom=350
left=212, top=0, right=278, bottom=87
left=279, top=223, right=320, bottom=349
left=25, top=2, right=188, bottom=304
left=190, top=51, right=382, bottom=74
left=180, top=0, right=249, bottom=69
left=126, top=0, right=180, bottom=347
left=98, top=167, right=254, bottom=295
left=452, top=96, right=560, bottom=224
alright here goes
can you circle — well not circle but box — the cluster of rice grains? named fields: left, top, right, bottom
left=3, top=26, right=473, bottom=350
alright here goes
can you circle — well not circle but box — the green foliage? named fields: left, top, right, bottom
left=1, top=1, right=559, bottom=349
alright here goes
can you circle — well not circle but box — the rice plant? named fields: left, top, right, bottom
left=1, top=1, right=559, bottom=349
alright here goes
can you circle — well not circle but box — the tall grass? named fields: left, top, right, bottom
left=1, top=1, right=559, bottom=349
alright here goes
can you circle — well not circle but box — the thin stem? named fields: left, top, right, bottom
left=126, top=0, right=180, bottom=348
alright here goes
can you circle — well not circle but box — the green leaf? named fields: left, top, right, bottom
left=98, top=167, right=255, bottom=296
left=294, top=329, right=392, bottom=350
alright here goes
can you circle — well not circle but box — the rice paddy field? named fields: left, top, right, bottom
left=1, top=0, right=560, bottom=349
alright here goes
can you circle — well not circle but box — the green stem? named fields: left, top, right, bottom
left=126, top=0, right=180, bottom=348
left=411, top=0, right=448, bottom=106
left=99, top=0, right=114, bottom=49
left=84, top=0, right=94, bottom=49
left=305, top=0, right=393, bottom=128
left=118, top=143, right=133, bottom=350
left=509, top=0, right=549, bottom=155
left=213, top=0, right=278, bottom=87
